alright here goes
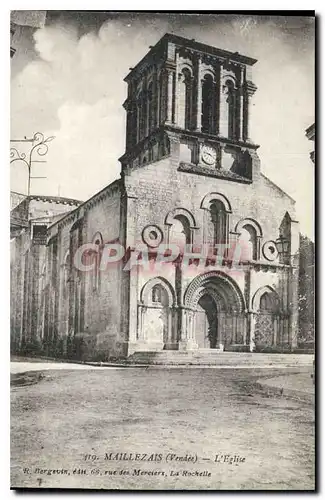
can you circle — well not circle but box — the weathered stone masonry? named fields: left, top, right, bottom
left=11, top=33, right=312, bottom=360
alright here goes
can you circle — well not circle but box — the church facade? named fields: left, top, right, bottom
left=11, top=34, right=301, bottom=361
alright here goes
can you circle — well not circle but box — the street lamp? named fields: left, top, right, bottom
left=10, top=132, right=55, bottom=196
left=275, top=235, right=290, bottom=264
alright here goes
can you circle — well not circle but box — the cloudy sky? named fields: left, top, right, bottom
left=10, top=12, right=315, bottom=237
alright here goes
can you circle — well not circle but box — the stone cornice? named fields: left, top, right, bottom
left=119, top=127, right=166, bottom=163
left=236, top=260, right=292, bottom=272
left=164, top=124, right=260, bottom=150
left=124, top=33, right=257, bottom=84
left=305, top=122, right=315, bottom=141
left=27, top=194, right=81, bottom=206
left=244, top=80, right=258, bottom=97
left=54, top=179, right=122, bottom=231
left=178, top=162, right=252, bottom=184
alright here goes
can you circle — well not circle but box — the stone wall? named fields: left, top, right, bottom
left=45, top=180, right=124, bottom=361
left=123, top=144, right=299, bottom=354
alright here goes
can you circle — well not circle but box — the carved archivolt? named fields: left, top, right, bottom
left=140, top=276, right=176, bottom=306
left=200, top=192, right=232, bottom=212
left=251, top=285, right=280, bottom=312
left=165, top=207, right=197, bottom=228
left=235, top=218, right=263, bottom=237
left=183, top=270, right=245, bottom=313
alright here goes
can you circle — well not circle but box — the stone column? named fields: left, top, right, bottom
left=123, top=194, right=139, bottom=356
left=248, top=310, right=257, bottom=352
left=137, top=304, right=146, bottom=341
left=163, top=307, right=176, bottom=350
left=219, top=71, right=228, bottom=137
left=179, top=307, right=198, bottom=350
left=217, top=311, right=225, bottom=347
left=243, top=81, right=257, bottom=143
left=242, top=311, right=248, bottom=346
left=166, top=68, right=175, bottom=124
left=195, top=57, right=202, bottom=132
left=273, top=316, right=278, bottom=346
left=233, top=313, right=238, bottom=344
left=174, top=71, right=181, bottom=127
left=239, top=66, right=245, bottom=141
left=155, top=70, right=161, bottom=126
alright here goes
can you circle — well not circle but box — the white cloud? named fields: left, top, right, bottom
left=10, top=15, right=315, bottom=237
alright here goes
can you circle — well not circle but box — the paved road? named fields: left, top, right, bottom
left=11, top=367, right=314, bottom=490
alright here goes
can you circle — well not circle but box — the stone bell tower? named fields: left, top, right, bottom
left=119, top=33, right=259, bottom=183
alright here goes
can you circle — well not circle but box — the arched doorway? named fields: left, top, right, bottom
left=183, top=271, right=246, bottom=350
left=195, top=294, right=218, bottom=348
left=253, top=287, right=280, bottom=349
left=139, top=277, right=176, bottom=350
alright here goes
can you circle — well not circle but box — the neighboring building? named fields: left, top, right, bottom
left=11, top=33, right=301, bottom=361
left=10, top=23, right=16, bottom=58
left=10, top=11, right=47, bottom=59
left=10, top=195, right=81, bottom=353
left=305, top=123, right=315, bottom=163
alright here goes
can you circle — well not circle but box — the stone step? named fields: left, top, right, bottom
left=127, top=351, right=313, bottom=366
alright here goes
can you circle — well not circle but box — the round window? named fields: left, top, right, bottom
left=142, top=225, right=163, bottom=248
left=262, top=241, right=278, bottom=261
left=149, top=230, right=158, bottom=240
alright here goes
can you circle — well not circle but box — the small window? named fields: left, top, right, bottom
left=92, top=235, right=103, bottom=291
left=152, top=284, right=163, bottom=303
left=239, top=225, right=257, bottom=261
left=147, top=82, right=154, bottom=134
left=210, top=200, right=227, bottom=245
left=260, top=292, right=274, bottom=312
left=225, top=79, right=238, bottom=140
left=178, top=68, right=193, bottom=130
left=32, top=224, right=47, bottom=245
left=201, top=74, right=215, bottom=134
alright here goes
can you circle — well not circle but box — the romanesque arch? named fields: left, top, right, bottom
left=200, top=192, right=232, bottom=213
left=251, top=285, right=279, bottom=312
left=184, top=270, right=245, bottom=312
left=252, top=286, right=281, bottom=349
left=235, top=218, right=263, bottom=262
left=177, top=66, right=193, bottom=129
left=140, top=276, right=176, bottom=307
left=200, top=193, right=232, bottom=249
left=183, top=271, right=246, bottom=349
left=235, top=218, right=263, bottom=238
left=165, top=207, right=197, bottom=228
left=138, top=277, right=176, bottom=350
left=165, top=207, right=197, bottom=248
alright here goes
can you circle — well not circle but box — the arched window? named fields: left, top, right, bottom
left=159, top=72, right=167, bottom=124
left=260, top=292, right=274, bottom=312
left=131, top=104, right=137, bottom=146
left=169, top=215, right=192, bottom=252
left=63, top=252, right=70, bottom=298
left=151, top=284, right=169, bottom=307
left=225, top=79, right=238, bottom=139
left=147, top=82, right=154, bottom=134
left=201, top=74, right=215, bottom=134
left=137, top=90, right=146, bottom=142
left=210, top=200, right=227, bottom=245
left=178, top=68, right=192, bottom=129
left=92, top=233, right=103, bottom=291
left=238, top=225, right=257, bottom=261
left=152, top=284, right=163, bottom=303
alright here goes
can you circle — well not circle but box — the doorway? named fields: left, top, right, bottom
left=195, top=294, right=218, bottom=348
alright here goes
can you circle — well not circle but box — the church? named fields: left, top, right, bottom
left=10, top=33, right=302, bottom=361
